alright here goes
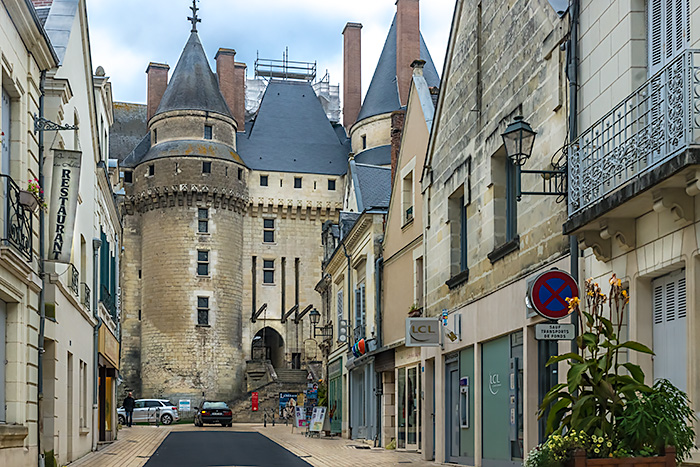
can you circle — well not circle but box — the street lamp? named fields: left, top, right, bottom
left=501, top=116, right=537, bottom=166
left=309, top=308, right=321, bottom=326
left=308, top=307, right=332, bottom=339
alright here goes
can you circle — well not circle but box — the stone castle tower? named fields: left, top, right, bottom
left=120, top=29, right=249, bottom=402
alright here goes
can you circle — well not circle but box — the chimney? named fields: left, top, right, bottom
left=390, top=110, right=405, bottom=184
left=343, top=22, right=362, bottom=130
left=233, top=62, right=247, bottom=131
left=215, top=48, right=236, bottom=117
left=396, top=0, right=420, bottom=106
left=146, top=62, right=169, bottom=122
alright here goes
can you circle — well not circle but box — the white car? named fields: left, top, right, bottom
left=117, top=399, right=180, bottom=425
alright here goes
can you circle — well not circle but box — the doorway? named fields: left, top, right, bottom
left=446, top=356, right=459, bottom=462
left=396, top=364, right=421, bottom=451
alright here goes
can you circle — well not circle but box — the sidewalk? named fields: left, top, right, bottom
left=67, top=423, right=442, bottom=467
left=254, top=424, right=442, bottom=467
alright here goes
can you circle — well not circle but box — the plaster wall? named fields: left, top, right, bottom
left=349, top=114, right=392, bottom=154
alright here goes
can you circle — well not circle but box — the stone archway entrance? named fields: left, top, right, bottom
left=252, top=327, right=284, bottom=368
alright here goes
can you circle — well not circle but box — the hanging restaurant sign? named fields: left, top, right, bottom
left=47, top=149, right=82, bottom=263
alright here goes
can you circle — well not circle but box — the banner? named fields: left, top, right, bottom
left=47, top=149, right=81, bottom=263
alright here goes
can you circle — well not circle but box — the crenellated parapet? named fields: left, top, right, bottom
left=124, top=183, right=248, bottom=214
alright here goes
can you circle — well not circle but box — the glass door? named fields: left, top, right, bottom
left=396, top=365, right=421, bottom=451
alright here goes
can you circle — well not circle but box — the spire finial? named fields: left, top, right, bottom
left=188, top=0, right=201, bottom=32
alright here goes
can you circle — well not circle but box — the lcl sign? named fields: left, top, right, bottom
left=406, top=317, right=441, bottom=347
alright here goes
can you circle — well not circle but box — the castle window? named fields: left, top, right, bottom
left=238, top=168, right=243, bottom=180
left=197, top=250, right=209, bottom=276
left=328, top=179, right=336, bottom=191
left=148, top=164, right=154, bottom=176
left=263, top=219, right=275, bottom=243
left=124, top=171, right=133, bottom=184
left=260, top=175, right=268, bottom=187
left=204, top=125, right=213, bottom=140
left=294, top=177, right=302, bottom=189
left=197, top=297, right=209, bottom=325
left=153, top=129, right=157, bottom=144
left=361, top=135, right=367, bottom=149
left=198, top=208, right=209, bottom=233
left=263, top=259, right=275, bottom=284
left=202, top=161, right=212, bottom=173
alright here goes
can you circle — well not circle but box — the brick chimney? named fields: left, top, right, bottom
left=396, top=0, right=420, bottom=106
left=233, top=62, right=247, bottom=131
left=215, top=48, right=236, bottom=116
left=390, top=110, right=405, bottom=184
left=146, top=62, right=169, bottom=122
left=343, top=22, right=362, bottom=130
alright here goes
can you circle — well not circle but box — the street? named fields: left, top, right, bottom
left=145, top=430, right=312, bottom=467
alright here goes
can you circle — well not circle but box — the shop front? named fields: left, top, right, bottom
left=328, top=357, right=343, bottom=435
left=347, top=357, right=376, bottom=440
left=98, top=326, right=119, bottom=442
left=394, top=346, right=421, bottom=451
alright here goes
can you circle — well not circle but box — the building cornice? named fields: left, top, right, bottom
left=6, top=0, right=58, bottom=71
left=248, top=198, right=342, bottom=221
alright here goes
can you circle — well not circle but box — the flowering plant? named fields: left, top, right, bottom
left=26, top=178, right=47, bottom=211
left=527, top=274, right=695, bottom=465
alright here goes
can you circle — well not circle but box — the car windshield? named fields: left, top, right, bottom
left=202, top=402, right=228, bottom=409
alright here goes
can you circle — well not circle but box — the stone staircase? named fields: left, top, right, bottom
left=275, top=369, right=308, bottom=384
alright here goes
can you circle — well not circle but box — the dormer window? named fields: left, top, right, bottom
left=204, top=125, right=213, bottom=140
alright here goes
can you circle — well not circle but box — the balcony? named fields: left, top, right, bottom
left=67, top=263, right=79, bottom=297
left=100, top=284, right=117, bottom=321
left=0, top=175, right=33, bottom=261
left=566, top=50, right=700, bottom=233
left=81, top=282, right=90, bottom=311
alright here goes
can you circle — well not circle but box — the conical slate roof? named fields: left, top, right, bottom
left=155, top=32, right=232, bottom=118
left=355, top=15, right=440, bottom=123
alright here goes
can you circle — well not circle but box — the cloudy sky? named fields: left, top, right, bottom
left=86, top=0, right=456, bottom=105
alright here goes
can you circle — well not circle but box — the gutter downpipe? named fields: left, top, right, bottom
left=37, top=69, right=46, bottom=467
left=568, top=0, right=579, bottom=354
left=91, top=238, right=102, bottom=451
left=374, top=255, right=382, bottom=445
left=340, top=240, right=352, bottom=438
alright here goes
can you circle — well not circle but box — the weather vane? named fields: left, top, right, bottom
left=188, top=0, right=201, bottom=32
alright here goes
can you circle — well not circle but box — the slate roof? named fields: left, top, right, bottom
left=41, top=0, right=79, bottom=64
left=110, top=102, right=147, bottom=163
left=356, top=15, right=440, bottom=124
left=155, top=32, right=232, bottom=118
left=121, top=133, right=151, bottom=168
left=236, top=80, right=350, bottom=175
left=339, top=212, right=361, bottom=238
left=354, top=144, right=391, bottom=166
left=35, top=7, right=50, bottom=26
left=351, top=161, right=391, bottom=211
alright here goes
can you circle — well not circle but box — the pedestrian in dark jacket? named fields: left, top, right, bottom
left=123, top=392, right=135, bottom=427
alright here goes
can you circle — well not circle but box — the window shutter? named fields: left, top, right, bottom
left=652, top=270, right=687, bottom=392
left=360, top=284, right=366, bottom=330
left=355, top=288, right=361, bottom=329
left=649, top=0, right=688, bottom=75
left=337, top=290, right=343, bottom=332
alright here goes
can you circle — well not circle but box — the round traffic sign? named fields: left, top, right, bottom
left=529, top=269, right=579, bottom=320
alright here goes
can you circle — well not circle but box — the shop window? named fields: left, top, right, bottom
left=263, top=218, right=275, bottom=243
left=263, top=259, right=275, bottom=284
left=198, top=208, right=209, bottom=233
left=197, top=297, right=209, bottom=325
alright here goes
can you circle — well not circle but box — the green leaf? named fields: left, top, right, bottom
left=618, top=340, right=654, bottom=355
left=567, top=363, right=589, bottom=393
left=599, top=316, right=614, bottom=337
left=621, top=362, right=645, bottom=384
left=546, top=352, right=584, bottom=366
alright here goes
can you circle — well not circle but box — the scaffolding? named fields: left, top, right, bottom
left=255, top=48, right=316, bottom=82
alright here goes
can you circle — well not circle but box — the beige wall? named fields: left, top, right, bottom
left=349, top=114, right=392, bottom=154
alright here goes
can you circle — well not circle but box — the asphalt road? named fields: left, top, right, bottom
left=144, top=430, right=313, bottom=467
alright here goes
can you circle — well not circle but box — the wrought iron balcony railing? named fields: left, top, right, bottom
left=68, top=263, right=79, bottom=297
left=0, top=175, right=32, bottom=261
left=100, top=284, right=117, bottom=321
left=81, top=282, right=90, bottom=311
left=568, top=50, right=700, bottom=216
left=353, top=324, right=365, bottom=342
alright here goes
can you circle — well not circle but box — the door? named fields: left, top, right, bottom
left=652, top=270, right=687, bottom=392
left=132, top=400, right=147, bottom=421
left=446, top=359, right=460, bottom=462
left=396, top=365, right=421, bottom=451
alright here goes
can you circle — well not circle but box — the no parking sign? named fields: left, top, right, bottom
left=528, top=269, right=579, bottom=320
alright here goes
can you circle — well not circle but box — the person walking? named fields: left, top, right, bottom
left=123, top=392, right=135, bottom=427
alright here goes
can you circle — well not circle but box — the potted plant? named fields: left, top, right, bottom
left=19, top=178, right=47, bottom=212
left=526, top=274, right=696, bottom=466
left=407, top=303, right=422, bottom=317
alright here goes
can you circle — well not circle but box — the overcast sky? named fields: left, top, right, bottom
left=86, top=0, right=456, bottom=105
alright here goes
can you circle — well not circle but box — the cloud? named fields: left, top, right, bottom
left=87, top=0, right=455, bottom=104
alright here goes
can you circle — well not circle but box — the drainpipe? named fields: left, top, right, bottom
left=567, top=0, right=579, bottom=354
left=374, top=255, right=382, bottom=445
left=92, top=238, right=102, bottom=451
left=340, top=240, right=352, bottom=438
left=37, top=69, right=46, bottom=467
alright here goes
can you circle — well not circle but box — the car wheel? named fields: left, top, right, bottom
left=161, top=413, right=173, bottom=425
left=118, top=415, right=125, bottom=425
left=227, top=423, right=232, bottom=427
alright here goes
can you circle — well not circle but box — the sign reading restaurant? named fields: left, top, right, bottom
left=406, top=317, right=440, bottom=347
left=47, top=149, right=82, bottom=263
